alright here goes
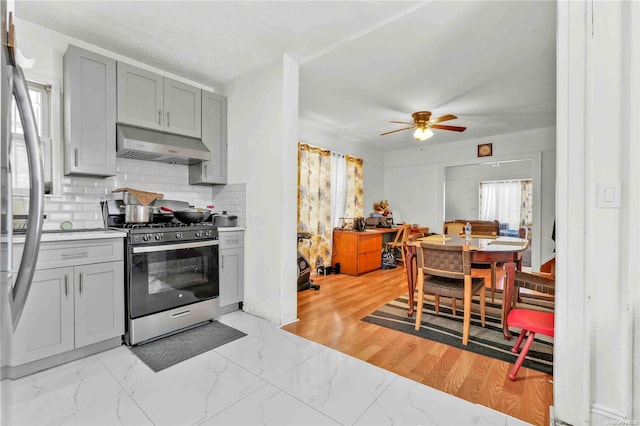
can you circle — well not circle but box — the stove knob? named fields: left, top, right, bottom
left=196, top=231, right=204, bottom=238
left=176, top=232, right=183, bottom=240
left=204, top=230, right=212, bottom=237
left=155, top=234, right=162, bottom=241
left=142, top=234, right=151, bottom=242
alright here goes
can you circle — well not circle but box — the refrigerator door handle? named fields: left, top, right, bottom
left=10, top=64, right=45, bottom=329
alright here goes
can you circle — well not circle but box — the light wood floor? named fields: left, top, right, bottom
left=282, top=266, right=553, bottom=426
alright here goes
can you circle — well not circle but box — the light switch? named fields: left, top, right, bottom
left=596, top=182, right=621, bottom=208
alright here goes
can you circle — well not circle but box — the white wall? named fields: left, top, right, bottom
left=223, top=55, right=298, bottom=325
left=383, top=127, right=556, bottom=268
left=555, top=1, right=639, bottom=424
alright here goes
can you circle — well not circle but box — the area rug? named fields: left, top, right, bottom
left=129, top=321, right=246, bottom=372
left=362, top=292, right=554, bottom=375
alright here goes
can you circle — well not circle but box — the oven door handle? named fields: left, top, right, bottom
left=132, top=240, right=219, bottom=254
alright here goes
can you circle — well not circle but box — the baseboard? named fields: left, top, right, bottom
left=591, top=403, right=629, bottom=425
left=1, top=337, right=122, bottom=380
left=549, top=406, right=573, bottom=426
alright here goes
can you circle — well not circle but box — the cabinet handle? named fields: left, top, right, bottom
left=167, top=111, right=170, bottom=127
left=74, top=148, right=78, bottom=167
left=79, top=272, right=83, bottom=294
left=64, top=275, right=69, bottom=296
left=221, top=254, right=224, bottom=269
left=228, top=239, right=239, bottom=245
left=204, top=165, right=207, bottom=178
left=61, top=251, right=88, bottom=258
left=158, top=109, right=162, bottom=125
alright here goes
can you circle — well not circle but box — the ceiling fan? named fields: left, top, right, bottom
left=380, top=111, right=466, bottom=141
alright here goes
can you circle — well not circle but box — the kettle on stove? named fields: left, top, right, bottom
left=354, top=217, right=366, bottom=232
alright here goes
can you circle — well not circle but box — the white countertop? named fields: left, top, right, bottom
left=217, top=227, right=245, bottom=232
left=12, top=229, right=127, bottom=243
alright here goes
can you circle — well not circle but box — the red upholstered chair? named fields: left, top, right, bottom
left=506, top=308, right=555, bottom=380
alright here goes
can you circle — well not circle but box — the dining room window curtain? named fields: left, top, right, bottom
left=520, top=179, right=533, bottom=229
left=298, top=143, right=333, bottom=271
left=330, top=153, right=347, bottom=229
left=344, top=155, right=364, bottom=219
left=478, top=179, right=522, bottom=230
left=298, top=143, right=364, bottom=271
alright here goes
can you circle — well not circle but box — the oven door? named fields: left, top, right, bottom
left=128, top=240, right=219, bottom=319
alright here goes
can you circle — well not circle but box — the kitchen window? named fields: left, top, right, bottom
left=10, top=79, right=59, bottom=196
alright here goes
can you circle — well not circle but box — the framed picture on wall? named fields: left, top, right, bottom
left=477, top=143, right=493, bottom=157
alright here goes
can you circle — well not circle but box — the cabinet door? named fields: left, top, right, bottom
left=8, top=268, right=75, bottom=365
left=74, top=261, right=124, bottom=348
left=64, top=45, right=116, bottom=177
left=117, top=62, right=163, bottom=131
left=164, top=77, right=201, bottom=138
left=189, top=91, right=227, bottom=184
left=219, top=247, right=244, bottom=307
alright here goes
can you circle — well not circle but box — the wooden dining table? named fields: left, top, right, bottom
left=404, top=234, right=529, bottom=340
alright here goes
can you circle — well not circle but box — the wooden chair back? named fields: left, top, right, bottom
left=418, top=242, right=471, bottom=280
left=442, top=221, right=465, bottom=235
left=391, top=224, right=411, bottom=245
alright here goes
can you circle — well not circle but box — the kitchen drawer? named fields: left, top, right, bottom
left=219, top=231, right=244, bottom=249
left=13, top=239, right=124, bottom=270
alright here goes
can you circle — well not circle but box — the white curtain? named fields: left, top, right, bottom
left=330, top=153, right=347, bottom=228
left=479, top=180, right=522, bottom=229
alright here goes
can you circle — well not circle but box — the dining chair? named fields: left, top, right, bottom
left=506, top=308, right=554, bottom=380
left=385, top=223, right=411, bottom=266
left=414, top=242, right=486, bottom=345
left=512, top=270, right=555, bottom=308
left=442, top=221, right=465, bottom=235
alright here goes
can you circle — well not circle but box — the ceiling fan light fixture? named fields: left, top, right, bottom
left=414, top=126, right=433, bottom=141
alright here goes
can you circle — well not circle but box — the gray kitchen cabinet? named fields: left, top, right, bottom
left=117, top=62, right=202, bottom=138
left=189, top=91, right=227, bottom=184
left=6, top=239, right=124, bottom=370
left=63, top=44, right=116, bottom=177
left=219, top=230, right=244, bottom=308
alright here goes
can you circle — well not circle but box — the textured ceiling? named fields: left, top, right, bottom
left=15, top=0, right=556, bottom=151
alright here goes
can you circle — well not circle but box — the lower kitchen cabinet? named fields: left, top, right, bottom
left=6, top=238, right=124, bottom=370
left=219, top=230, right=244, bottom=309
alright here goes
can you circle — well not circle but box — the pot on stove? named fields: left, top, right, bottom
left=121, top=204, right=155, bottom=223
left=212, top=211, right=238, bottom=227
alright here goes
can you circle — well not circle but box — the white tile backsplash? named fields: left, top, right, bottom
left=34, top=159, right=245, bottom=231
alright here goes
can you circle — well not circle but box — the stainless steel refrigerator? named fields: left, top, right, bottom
left=1, top=0, right=45, bottom=380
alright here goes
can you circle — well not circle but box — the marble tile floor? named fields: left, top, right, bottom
left=1, top=311, right=531, bottom=425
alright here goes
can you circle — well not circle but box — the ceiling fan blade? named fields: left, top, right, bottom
left=431, top=124, right=467, bottom=132
left=389, top=120, right=415, bottom=125
left=380, top=126, right=415, bottom=136
left=429, top=114, right=458, bottom=124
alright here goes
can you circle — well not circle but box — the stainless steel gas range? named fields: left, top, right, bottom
left=104, top=200, right=220, bottom=345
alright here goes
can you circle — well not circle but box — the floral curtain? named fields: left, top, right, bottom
left=520, top=179, right=533, bottom=229
left=344, top=155, right=364, bottom=218
left=298, top=143, right=332, bottom=271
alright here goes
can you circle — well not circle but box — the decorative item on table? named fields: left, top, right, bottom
left=372, top=200, right=393, bottom=227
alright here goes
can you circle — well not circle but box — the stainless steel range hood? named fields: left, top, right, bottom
left=116, top=124, right=210, bottom=165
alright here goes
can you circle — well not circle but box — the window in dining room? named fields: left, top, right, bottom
left=478, top=179, right=533, bottom=232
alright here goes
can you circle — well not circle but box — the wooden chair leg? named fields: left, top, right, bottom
left=414, top=270, right=425, bottom=330
left=462, top=280, right=472, bottom=346
left=509, top=330, right=536, bottom=380
left=479, top=286, right=486, bottom=328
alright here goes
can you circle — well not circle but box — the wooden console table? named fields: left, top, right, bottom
left=332, top=228, right=399, bottom=275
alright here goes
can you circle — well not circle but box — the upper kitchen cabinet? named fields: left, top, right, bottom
left=189, top=91, right=227, bottom=184
left=117, top=62, right=202, bottom=138
left=63, top=45, right=116, bottom=177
